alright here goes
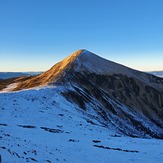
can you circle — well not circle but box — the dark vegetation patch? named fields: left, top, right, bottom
left=94, top=145, right=139, bottom=153
left=12, top=151, right=21, bottom=158
left=40, top=127, right=64, bottom=133
left=58, top=114, right=64, bottom=116
left=68, top=139, right=79, bottom=142
left=86, top=119, right=96, bottom=125
left=62, top=91, right=86, bottom=110
left=92, top=140, right=101, bottom=143
left=57, top=125, right=63, bottom=128
left=26, top=157, right=38, bottom=162
left=1, top=146, right=6, bottom=149
left=65, top=132, right=71, bottom=134
left=1, top=147, right=21, bottom=158
left=18, top=125, right=36, bottom=129
left=0, top=123, right=7, bottom=126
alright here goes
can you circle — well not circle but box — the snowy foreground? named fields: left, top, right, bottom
left=0, top=87, right=163, bottom=163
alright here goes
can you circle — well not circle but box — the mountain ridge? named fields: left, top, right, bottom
left=12, top=49, right=83, bottom=91
left=0, top=49, right=163, bottom=92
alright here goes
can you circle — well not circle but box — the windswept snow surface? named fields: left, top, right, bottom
left=1, top=87, right=163, bottom=163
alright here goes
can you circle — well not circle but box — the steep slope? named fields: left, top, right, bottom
left=12, top=50, right=83, bottom=91
left=0, top=50, right=83, bottom=91
left=54, top=50, right=163, bottom=138
left=1, top=88, right=163, bottom=163
left=1, top=49, right=163, bottom=138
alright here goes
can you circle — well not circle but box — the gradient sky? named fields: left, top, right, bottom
left=0, top=0, right=163, bottom=72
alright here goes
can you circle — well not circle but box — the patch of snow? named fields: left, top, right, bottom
left=1, top=86, right=163, bottom=162
left=0, top=83, right=17, bottom=93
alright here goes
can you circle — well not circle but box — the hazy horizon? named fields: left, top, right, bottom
left=0, top=51, right=163, bottom=73
left=0, top=0, right=163, bottom=72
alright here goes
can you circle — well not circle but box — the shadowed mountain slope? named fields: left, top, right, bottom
left=1, top=49, right=163, bottom=138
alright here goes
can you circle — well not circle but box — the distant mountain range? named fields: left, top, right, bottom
left=0, top=72, right=42, bottom=79
left=0, top=68, right=162, bottom=80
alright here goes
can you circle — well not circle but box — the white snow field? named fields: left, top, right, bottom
left=0, top=86, right=163, bottom=163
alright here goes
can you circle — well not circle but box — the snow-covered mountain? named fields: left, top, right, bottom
left=1, top=50, right=163, bottom=162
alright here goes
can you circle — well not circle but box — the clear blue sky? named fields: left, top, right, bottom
left=0, top=0, right=163, bottom=72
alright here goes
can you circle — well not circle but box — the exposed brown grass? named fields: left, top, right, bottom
left=0, top=76, right=33, bottom=91
left=12, top=49, right=83, bottom=91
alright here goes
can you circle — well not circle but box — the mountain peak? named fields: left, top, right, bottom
left=79, top=49, right=94, bottom=56
left=10, top=49, right=86, bottom=91
left=1, top=49, right=163, bottom=92
left=71, top=49, right=94, bottom=57
left=74, top=49, right=128, bottom=75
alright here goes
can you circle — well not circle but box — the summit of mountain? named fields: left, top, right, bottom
left=11, top=49, right=83, bottom=90
left=5, top=49, right=162, bottom=91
